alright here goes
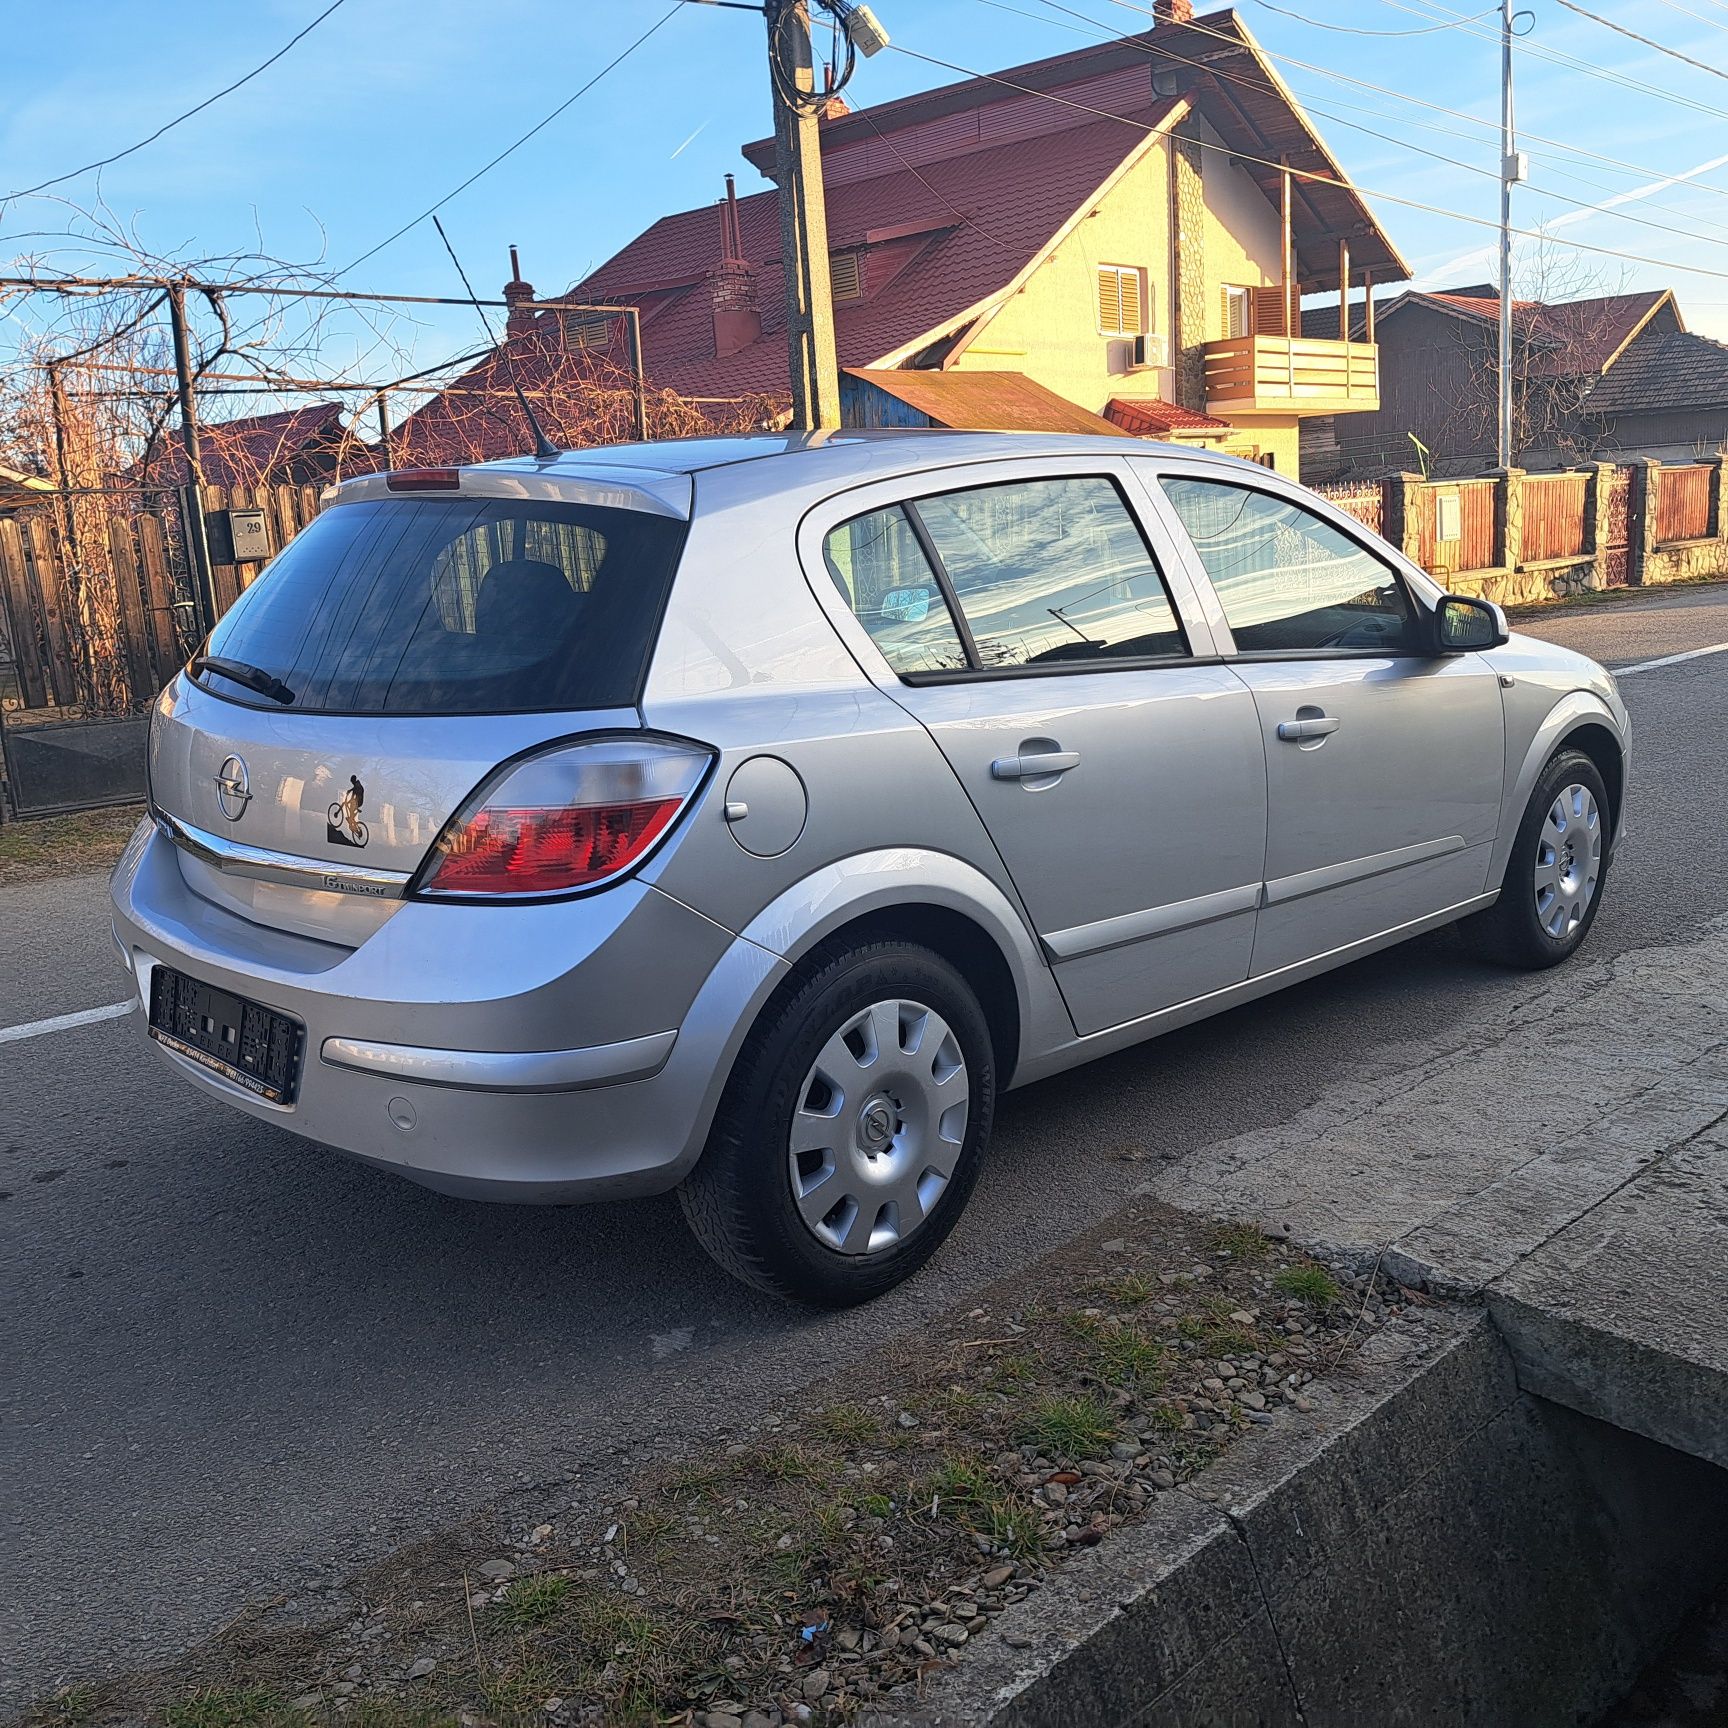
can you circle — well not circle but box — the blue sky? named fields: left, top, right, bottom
left=5, top=0, right=1728, bottom=399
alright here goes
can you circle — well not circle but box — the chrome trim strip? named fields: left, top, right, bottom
left=319, top=1028, right=678, bottom=1093
left=1262, top=834, right=1467, bottom=908
left=153, top=808, right=412, bottom=900
left=1042, top=882, right=1261, bottom=961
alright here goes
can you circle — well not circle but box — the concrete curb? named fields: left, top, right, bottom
left=870, top=1309, right=1728, bottom=1726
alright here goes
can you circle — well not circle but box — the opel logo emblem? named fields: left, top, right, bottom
left=213, top=755, right=252, bottom=822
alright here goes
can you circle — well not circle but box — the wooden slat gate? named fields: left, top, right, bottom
left=0, top=481, right=322, bottom=723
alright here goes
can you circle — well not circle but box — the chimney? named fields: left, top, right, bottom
left=817, top=61, right=851, bottom=121
left=503, top=245, right=536, bottom=341
left=709, top=174, right=762, bottom=360
left=1153, top=0, right=1194, bottom=21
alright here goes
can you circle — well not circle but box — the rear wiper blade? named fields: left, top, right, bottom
left=191, top=654, right=295, bottom=705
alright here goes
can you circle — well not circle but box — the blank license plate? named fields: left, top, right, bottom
left=148, top=966, right=303, bottom=1104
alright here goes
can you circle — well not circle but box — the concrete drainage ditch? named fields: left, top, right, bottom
left=878, top=1308, right=1728, bottom=1727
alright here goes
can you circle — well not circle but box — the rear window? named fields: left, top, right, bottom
left=194, top=497, right=686, bottom=714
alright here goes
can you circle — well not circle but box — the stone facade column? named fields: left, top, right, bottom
left=1707, top=452, right=1727, bottom=541
left=1493, top=467, right=1524, bottom=574
left=1171, top=129, right=1207, bottom=415
left=1586, top=461, right=1616, bottom=591
left=1387, top=472, right=1426, bottom=565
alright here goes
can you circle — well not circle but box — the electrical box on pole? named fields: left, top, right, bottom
left=766, top=0, right=842, bottom=431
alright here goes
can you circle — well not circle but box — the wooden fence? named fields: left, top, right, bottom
left=1655, top=464, right=1712, bottom=544
left=0, top=481, right=322, bottom=716
left=1523, top=471, right=1590, bottom=563
left=200, top=481, right=326, bottom=614
left=1456, top=480, right=1497, bottom=573
left=1317, top=459, right=1724, bottom=604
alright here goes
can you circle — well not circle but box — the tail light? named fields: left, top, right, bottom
left=415, top=736, right=713, bottom=900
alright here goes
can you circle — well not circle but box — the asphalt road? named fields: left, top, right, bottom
left=5, top=583, right=1726, bottom=1708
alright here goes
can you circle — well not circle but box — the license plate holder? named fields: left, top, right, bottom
left=147, top=966, right=303, bottom=1104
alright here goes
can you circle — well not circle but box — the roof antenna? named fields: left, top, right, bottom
left=431, top=214, right=560, bottom=461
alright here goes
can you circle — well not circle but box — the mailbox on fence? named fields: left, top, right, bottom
left=204, top=507, right=272, bottom=566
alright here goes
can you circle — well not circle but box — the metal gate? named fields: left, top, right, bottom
left=1602, top=464, right=1633, bottom=589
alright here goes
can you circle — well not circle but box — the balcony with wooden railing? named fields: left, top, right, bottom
left=1203, top=333, right=1380, bottom=418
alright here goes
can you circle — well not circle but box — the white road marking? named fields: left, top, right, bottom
left=1615, top=641, right=1728, bottom=676
left=0, top=1001, right=135, bottom=1046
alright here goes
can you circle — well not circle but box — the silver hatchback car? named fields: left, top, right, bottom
left=112, top=432, right=1628, bottom=1304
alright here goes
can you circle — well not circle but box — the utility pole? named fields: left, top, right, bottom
left=625, top=308, right=649, bottom=442
left=167, top=281, right=219, bottom=637
left=1496, top=0, right=1522, bottom=470
left=45, top=360, right=80, bottom=564
left=766, top=0, right=841, bottom=430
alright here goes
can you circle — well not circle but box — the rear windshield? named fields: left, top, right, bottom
left=194, top=497, right=686, bottom=715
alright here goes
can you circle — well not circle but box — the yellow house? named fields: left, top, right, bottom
left=559, top=4, right=1407, bottom=479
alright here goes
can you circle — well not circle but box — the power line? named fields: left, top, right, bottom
left=1551, top=0, right=1728, bottom=77
left=0, top=273, right=640, bottom=312
left=1244, top=0, right=1497, bottom=35
left=1080, top=0, right=1728, bottom=201
left=1375, top=0, right=1728, bottom=120
left=881, top=34, right=1728, bottom=282
left=1, top=1, right=348, bottom=206
left=1649, top=0, right=1728, bottom=32
left=334, top=5, right=682, bottom=279
left=1006, top=0, right=1728, bottom=254
left=1139, top=1, right=1728, bottom=237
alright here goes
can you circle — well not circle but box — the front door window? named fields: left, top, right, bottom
left=1161, top=478, right=1419, bottom=655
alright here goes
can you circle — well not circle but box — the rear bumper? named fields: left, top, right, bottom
left=110, top=820, right=787, bottom=1202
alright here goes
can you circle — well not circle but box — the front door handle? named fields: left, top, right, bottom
left=992, top=749, right=1081, bottom=781
left=1277, top=715, right=1341, bottom=742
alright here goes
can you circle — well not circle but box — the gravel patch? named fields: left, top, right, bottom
left=19, top=1203, right=1438, bottom=1728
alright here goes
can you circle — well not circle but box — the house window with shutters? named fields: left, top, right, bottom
left=830, top=251, right=864, bottom=301
left=561, top=310, right=615, bottom=351
left=1096, top=264, right=1147, bottom=336
left=1221, top=284, right=1252, bottom=340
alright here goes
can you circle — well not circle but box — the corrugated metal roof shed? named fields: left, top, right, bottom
left=845, top=368, right=1129, bottom=435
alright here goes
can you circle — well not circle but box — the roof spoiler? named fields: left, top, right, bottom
left=323, top=464, right=693, bottom=520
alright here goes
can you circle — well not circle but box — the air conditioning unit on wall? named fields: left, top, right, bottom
left=1111, top=333, right=1169, bottom=373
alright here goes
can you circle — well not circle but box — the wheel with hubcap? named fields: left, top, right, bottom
left=1466, top=746, right=1611, bottom=969
left=679, top=940, right=995, bottom=1305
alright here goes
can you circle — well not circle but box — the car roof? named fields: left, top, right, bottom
left=480, top=428, right=1273, bottom=489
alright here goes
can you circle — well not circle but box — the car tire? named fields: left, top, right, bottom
left=678, top=939, right=996, bottom=1306
left=1466, top=746, right=1611, bottom=970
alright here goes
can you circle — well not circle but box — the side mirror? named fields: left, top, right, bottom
left=1436, top=594, right=1508, bottom=653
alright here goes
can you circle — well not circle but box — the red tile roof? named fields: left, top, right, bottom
left=1105, top=396, right=1233, bottom=436
left=847, top=368, right=1129, bottom=435
left=397, top=9, right=1407, bottom=452
left=567, top=103, right=1182, bottom=400
left=148, top=402, right=357, bottom=487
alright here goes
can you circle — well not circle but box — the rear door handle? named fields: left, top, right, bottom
left=992, top=749, right=1081, bottom=780
left=1277, top=715, right=1341, bottom=742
